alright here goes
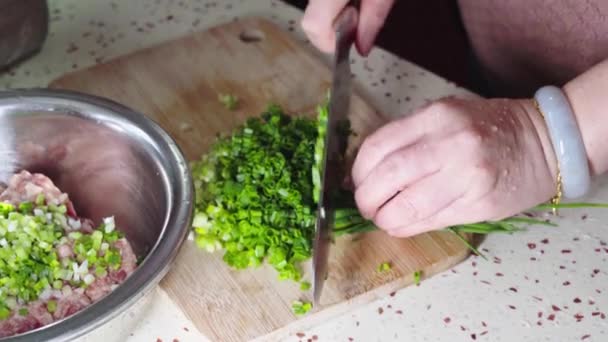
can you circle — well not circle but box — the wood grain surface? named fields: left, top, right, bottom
left=50, top=17, right=472, bottom=342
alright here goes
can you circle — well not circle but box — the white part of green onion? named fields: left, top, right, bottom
left=72, top=262, right=83, bottom=282
left=39, top=288, right=53, bottom=301
left=62, top=285, right=72, bottom=297
left=68, top=218, right=81, bottom=230
left=192, top=213, right=211, bottom=230
left=103, top=216, right=115, bottom=233
left=83, top=274, right=95, bottom=285
left=78, top=260, right=89, bottom=274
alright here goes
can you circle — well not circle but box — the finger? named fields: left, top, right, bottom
left=373, top=170, right=466, bottom=232
left=384, top=203, right=459, bottom=238
left=301, top=0, right=350, bottom=53
left=354, top=143, right=441, bottom=219
left=351, top=113, right=430, bottom=188
left=357, top=0, right=395, bottom=56
left=386, top=195, right=484, bottom=238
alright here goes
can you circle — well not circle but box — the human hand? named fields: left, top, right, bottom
left=301, top=0, right=395, bottom=56
left=351, top=97, right=559, bottom=237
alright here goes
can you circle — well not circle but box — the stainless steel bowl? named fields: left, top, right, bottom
left=0, top=89, right=193, bottom=341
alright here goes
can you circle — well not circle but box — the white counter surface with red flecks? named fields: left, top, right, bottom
left=2, top=1, right=608, bottom=341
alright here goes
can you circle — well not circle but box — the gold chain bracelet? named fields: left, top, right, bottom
left=533, top=98, right=563, bottom=215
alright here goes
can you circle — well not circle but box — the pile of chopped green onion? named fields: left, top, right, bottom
left=0, top=195, right=123, bottom=319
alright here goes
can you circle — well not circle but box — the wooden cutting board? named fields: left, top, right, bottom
left=49, top=17, right=473, bottom=342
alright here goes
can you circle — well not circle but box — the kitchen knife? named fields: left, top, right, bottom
left=312, top=4, right=358, bottom=306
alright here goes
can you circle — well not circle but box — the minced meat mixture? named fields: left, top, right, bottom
left=0, top=170, right=137, bottom=337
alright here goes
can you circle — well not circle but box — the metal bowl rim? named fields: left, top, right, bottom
left=0, top=88, right=193, bottom=341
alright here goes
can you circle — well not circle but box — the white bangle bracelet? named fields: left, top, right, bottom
left=534, top=85, right=590, bottom=199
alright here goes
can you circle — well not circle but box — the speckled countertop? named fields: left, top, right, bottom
left=2, top=1, right=608, bottom=341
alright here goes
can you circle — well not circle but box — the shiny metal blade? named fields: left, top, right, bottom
left=312, top=5, right=358, bottom=306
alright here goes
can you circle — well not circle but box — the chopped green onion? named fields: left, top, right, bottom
left=103, top=217, right=115, bottom=233
left=292, top=300, right=312, bottom=315
left=69, top=232, right=82, bottom=240
left=377, top=262, right=392, bottom=272
left=0, top=203, right=14, bottom=215
left=83, top=274, right=95, bottom=285
left=218, top=93, right=239, bottom=110
left=413, top=270, right=422, bottom=286
left=52, top=280, right=63, bottom=289
left=0, top=199, right=124, bottom=319
left=18, top=202, right=33, bottom=213
left=300, top=281, right=311, bottom=291
left=46, top=300, right=57, bottom=313
left=0, top=306, right=10, bottom=319
left=95, top=267, right=108, bottom=278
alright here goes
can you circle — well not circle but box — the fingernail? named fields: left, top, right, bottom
left=355, top=41, right=368, bottom=57
left=357, top=33, right=374, bottom=57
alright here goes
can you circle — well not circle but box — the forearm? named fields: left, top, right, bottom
left=562, top=58, right=608, bottom=177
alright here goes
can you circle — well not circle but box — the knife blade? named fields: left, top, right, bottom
left=312, top=4, right=358, bottom=306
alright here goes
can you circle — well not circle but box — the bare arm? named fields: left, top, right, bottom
left=563, top=58, right=608, bottom=177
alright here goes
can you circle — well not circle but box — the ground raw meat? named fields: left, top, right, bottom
left=0, top=170, right=68, bottom=206
left=52, top=288, right=92, bottom=321
left=0, top=171, right=95, bottom=235
left=0, top=300, right=55, bottom=338
left=25, top=301, right=54, bottom=326
left=85, top=275, right=114, bottom=303
left=86, top=238, right=138, bottom=302
left=56, top=243, right=74, bottom=260
left=0, top=313, right=42, bottom=338
left=114, top=238, right=138, bottom=275
left=0, top=170, right=139, bottom=337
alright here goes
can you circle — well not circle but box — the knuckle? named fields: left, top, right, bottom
left=300, top=16, right=318, bottom=35
left=375, top=193, right=418, bottom=230
left=380, top=155, right=402, bottom=180
left=396, top=194, right=419, bottom=220
left=458, top=129, right=484, bottom=150
left=354, top=187, right=375, bottom=219
left=427, top=97, right=459, bottom=115
left=422, top=98, right=470, bottom=127
left=354, top=137, right=383, bottom=167
left=351, top=143, right=378, bottom=185
left=360, top=133, right=383, bottom=155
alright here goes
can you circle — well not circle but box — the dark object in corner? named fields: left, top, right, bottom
left=0, top=0, right=49, bottom=71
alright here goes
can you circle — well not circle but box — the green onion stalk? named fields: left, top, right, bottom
left=190, top=97, right=608, bottom=285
